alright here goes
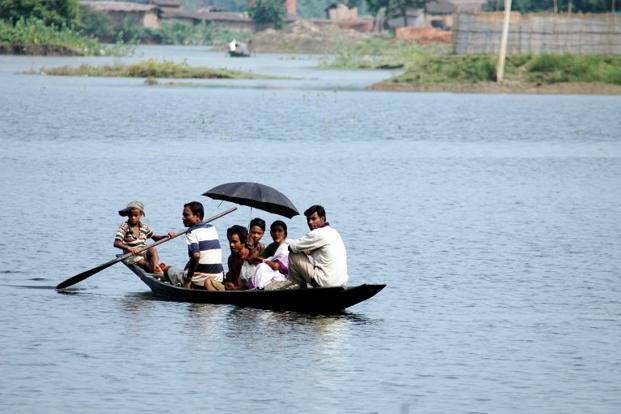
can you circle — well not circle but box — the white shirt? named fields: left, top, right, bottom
left=287, top=225, right=348, bottom=287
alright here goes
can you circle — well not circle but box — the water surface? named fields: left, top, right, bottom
left=1, top=46, right=620, bottom=413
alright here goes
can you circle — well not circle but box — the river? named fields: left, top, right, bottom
left=0, top=46, right=620, bottom=413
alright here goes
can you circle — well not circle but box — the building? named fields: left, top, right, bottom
left=80, top=1, right=161, bottom=28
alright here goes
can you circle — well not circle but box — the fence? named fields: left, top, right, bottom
left=453, top=12, right=621, bottom=55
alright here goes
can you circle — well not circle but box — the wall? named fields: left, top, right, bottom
left=453, top=12, right=621, bottom=55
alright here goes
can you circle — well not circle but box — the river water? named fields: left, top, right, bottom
left=0, top=46, right=620, bottom=413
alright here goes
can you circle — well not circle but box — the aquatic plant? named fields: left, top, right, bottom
left=30, top=58, right=269, bottom=79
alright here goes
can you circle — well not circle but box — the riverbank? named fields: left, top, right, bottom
left=370, top=80, right=621, bottom=95
left=319, top=36, right=621, bottom=94
left=0, top=18, right=120, bottom=56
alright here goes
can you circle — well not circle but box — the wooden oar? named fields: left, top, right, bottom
left=56, top=207, right=237, bottom=290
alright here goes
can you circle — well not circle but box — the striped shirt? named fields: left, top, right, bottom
left=186, top=222, right=224, bottom=281
left=115, top=221, right=154, bottom=250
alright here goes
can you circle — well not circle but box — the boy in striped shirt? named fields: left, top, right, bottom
left=114, top=200, right=173, bottom=278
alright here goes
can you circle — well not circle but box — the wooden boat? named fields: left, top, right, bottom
left=228, top=41, right=251, bottom=57
left=229, top=49, right=250, bottom=57
left=123, top=261, right=385, bottom=313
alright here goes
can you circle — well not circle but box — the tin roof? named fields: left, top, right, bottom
left=80, top=1, right=157, bottom=12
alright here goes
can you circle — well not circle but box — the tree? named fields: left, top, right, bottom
left=248, top=0, right=286, bottom=29
left=366, top=0, right=429, bottom=27
left=0, top=0, right=80, bottom=27
left=79, top=5, right=114, bottom=41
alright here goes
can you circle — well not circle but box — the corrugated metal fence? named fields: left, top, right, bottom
left=453, top=12, right=621, bottom=55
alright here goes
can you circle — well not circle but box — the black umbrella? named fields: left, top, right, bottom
left=203, top=182, right=299, bottom=218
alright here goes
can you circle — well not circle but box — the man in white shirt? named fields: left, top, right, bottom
left=286, top=205, right=348, bottom=288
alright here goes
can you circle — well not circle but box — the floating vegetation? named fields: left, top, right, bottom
left=28, top=58, right=275, bottom=79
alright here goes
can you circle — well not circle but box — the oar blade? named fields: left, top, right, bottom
left=56, top=206, right=237, bottom=290
left=56, top=261, right=116, bottom=289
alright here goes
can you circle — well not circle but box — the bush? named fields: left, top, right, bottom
left=0, top=17, right=104, bottom=54
left=0, top=0, right=80, bottom=27
left=79, top=5, right=115, bottom=41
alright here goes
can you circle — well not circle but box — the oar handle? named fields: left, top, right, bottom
left=124, top=206, right=237, bottom=258
left=55, top=206, right=237, bottom=290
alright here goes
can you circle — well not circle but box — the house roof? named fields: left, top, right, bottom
left=448, top=0, right=486, bottom=12
left=425, top=1, right=456, bottom=14
left=80, top=1, right=157, bottom=12
left=161, top=9, right=251, bottom=22
left=148, top=0, right=181, bottom=7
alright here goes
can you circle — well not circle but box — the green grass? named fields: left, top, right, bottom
left=29, top=58, right=272, bottom=79
left=525, top=54, right=621, bottom=85
left=323, top=37, right=621, bottom=86
left=320, top=36, right=450, bottom=69
left=390, top=53, right=621, bottom=86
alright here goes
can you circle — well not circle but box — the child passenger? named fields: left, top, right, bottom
left=247, top=217, right=266, bottom=259
left=114, top=200, right=172, bottom=278
left=224, top=225, right=250, bottom=290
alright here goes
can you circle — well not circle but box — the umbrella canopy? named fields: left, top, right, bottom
left=203, top=182, right=299, bottom=219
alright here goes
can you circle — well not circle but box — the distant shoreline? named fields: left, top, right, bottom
left=0, top=43, right=84, bottom=56
left=370, top=81, right=621, bottom=95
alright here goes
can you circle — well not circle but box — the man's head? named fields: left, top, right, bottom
left=182, top=201, right=204, bottom=227
left=249, top=217, right=266, bottom=246
left=304, top=205, right=326, bottom=230
left=227, top=225, right=248, bottom=253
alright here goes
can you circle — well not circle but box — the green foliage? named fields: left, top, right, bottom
left=394, top=54, right=497, bottom=83
left=483, top=0, right=615, bottom=13
left=297, top=0, right=333, bottom=18
left=0, top=17, right=107, bottom=54
left=142, top=21, right=214, bottom=45
left=0, top=0, right=80, bottom=27
left=321, top=35, right=450, bottom=68
left=389, top=53, right=621, bottom=85
left=30, top=58, right=267, bottom=79
left=248, top=0, right=286, bottom=29
left=111, top=19, right=249, bottom=46
left=78, top=5, right=115, bottom=41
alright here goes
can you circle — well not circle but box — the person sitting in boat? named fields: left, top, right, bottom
left=228, top=39, right=237, bottom=53
left=166, top=201, right=225, bottom=290
left=224, top=225, right=251, bottom=290
left=114, top=200, right=174, bottom=279
left=247, top=217, right=266, bottom=264
left=251, top=220, right=289, bottom=290
left=286, top=205, right=348, bottom=288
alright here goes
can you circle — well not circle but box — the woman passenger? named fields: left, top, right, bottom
left=251, top=220, right=289, bottom=290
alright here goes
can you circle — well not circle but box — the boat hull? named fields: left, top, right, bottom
left=123, top=262, right=385, bottom=312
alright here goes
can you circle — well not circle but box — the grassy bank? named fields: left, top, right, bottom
left=321, top=36, right=450, bottom=69
left=0, top=18, right=128, bottom=56
left=323, top=38, right=621, bottom=93
left=29, top=58, right=271, bottom=79
left=390, top=54, right=621, bottom=85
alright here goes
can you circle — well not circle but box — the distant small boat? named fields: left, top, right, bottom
left=228, top=40, right=251, bottom=57
left=123, top=261, right=385, bottom=313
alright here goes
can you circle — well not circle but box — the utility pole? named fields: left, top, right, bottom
left=496, top=0, right=512, bottom=82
